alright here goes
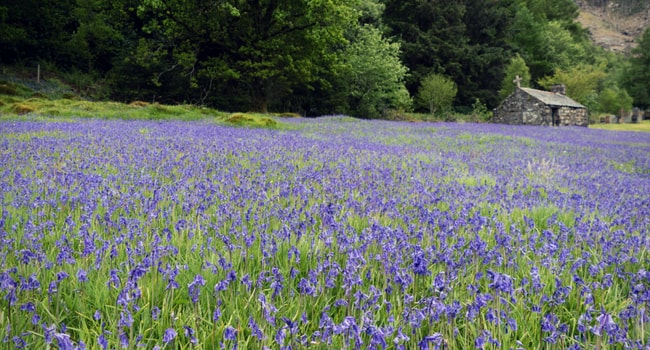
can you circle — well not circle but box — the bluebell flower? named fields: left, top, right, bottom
left=418, top=333, right=443, bottom=350
left=188, top=274, right=206, bottom=303
left=184, top=326, right=198, bottom=344
left=53, top=333, right=75, bottom=350
left=213, top=306, right=222, bottom=322
left=107, top=269, right=121, bottom=289
left=12, top=336, right=26, bottom=349
left=591, top=307, right=617, bottom=337
left=224, top=326, right=237, bottom=341
left=98, top=333, right=108, bottom=350
left=249, top=317, right=265, bottom=340
left=119, top=330, right=129, bottom=348
left=162, top=328, right=177, bottom=343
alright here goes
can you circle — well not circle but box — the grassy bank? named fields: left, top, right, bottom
left=0, top=78, right=285, bottom=128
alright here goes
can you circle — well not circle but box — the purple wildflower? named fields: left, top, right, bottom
left=77, top=268, right=88, bottom=283
left=224, top=326, right=237, bottom=341
left=53, top=333, right=75, bottom=350
left=163, top=328, right=177, bottom=343
left=188, top=274, right=206, bottom=303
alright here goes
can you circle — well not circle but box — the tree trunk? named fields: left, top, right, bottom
left=251, top=79, right=269, bottom=113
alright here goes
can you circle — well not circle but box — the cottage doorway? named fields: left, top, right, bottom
left=552, top=108, right=560, bottom=126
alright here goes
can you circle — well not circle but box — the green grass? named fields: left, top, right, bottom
left=0, top=97, right=220, bottom=120
left=590, top=120, right=650, bottom=132
left=0, top=83, right=286, bottom=128
left=0, top=75, right=291, bottom=128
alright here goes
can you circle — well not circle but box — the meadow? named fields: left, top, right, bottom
left=0, top=117, right=649, bottom=349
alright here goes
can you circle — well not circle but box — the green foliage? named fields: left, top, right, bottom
left=382, top=0, right=513, bottom=109
left=0, top=81, right=33, bottom=97
left=509, top=2, right=591, bottom=81
left=499, top=53, right=532, bottom=100
left=471, top=98, right=491, bottom=122
left=622, top=27, right=650, bottom=109
left=341, top=25, right=411, bottom=118
left=130, top=0, right=358, bottom=112
left=355, top=0, right=385, bottom=26
left=0, top=0, right=637, bottom=116
left=532, top=0, right=580, bottom=22
left=538, top=64, right=607, bottom=105
left=417, top=73, right=457, bottom=115
left=598, top=87, right=633, bottom=115
left=68, top=0, right=124, bottom=73
left=0, top=0, right=77, bottom=64
left=540, top=21, right=588, bottom=69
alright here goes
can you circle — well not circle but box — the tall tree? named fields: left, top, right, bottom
left=381, top=0, right=514, bottom=109
left=382, top=0, right=466, bottom=96
left=0, top=0, right=77, bottom=64
left=67, top=0, right=125, bottom=74
left=508, top=0, right=590, bottom=82
left=133, top=0, right=357, bottom=112
left=499, top=53, right=531, bottom=100
left=598, top=87, right=633, bottom=115
left=537, top=64, right=607, bottom=106
left=622, top=27, right=650, bottom=109
left=458, top=0, right=514, bottom=108
left=341, top=25, right=410, bottom=118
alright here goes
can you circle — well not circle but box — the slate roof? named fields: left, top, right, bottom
left=520, top=87, right=586, bottom=108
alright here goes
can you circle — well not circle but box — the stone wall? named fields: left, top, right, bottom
left=557, top=106, right=588, bottom=126
left=493, top=89, right=551, bottom=126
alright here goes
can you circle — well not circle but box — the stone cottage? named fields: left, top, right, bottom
left=492, top=84, right=588, bottom=127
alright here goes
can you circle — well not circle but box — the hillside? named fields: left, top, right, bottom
left=576, top=0, right=650, bottom=52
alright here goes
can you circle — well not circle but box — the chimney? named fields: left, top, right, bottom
left=550, top=84, right=566, bottom=95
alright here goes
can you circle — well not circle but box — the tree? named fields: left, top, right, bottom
left=417, top=73, right=457, bottom=115
left=0, top=0, right=77, bottom=64
left=67, top=0, right=124, bottom=74
left=133, top=0, right=357, bottom=112
left=539, top=21, right=588, bottom=70
left=622, top=27, right=650, bottom=109
left=381, top=0, right=514, bottom=109
left=538, top=64, right=607, bottom=105
left=508, top=2, right=590, bottom=82
left=499, top=53, right=531, bottom=100
left=382, top=0, right=466, bottom=92
left=457, top=0, right=515, bottom=108
left=598, top=87, right=633, bottom=115
left=341, top=25, right=410, bottom=118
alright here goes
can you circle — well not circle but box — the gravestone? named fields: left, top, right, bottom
left=618, top=108, right=630, bottom=123
left=631, top=107, right=640, bottom=123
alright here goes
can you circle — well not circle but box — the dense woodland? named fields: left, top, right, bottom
left=1, top=0, right=649, bottom=118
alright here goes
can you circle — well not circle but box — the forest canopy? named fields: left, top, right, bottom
left=1, top=0, right=648, bottom=116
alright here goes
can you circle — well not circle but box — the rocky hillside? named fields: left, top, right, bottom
left=576, top=0, right=650, bottom=52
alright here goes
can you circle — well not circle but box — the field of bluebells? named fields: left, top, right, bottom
left=1, top=116, right=649, bottom=349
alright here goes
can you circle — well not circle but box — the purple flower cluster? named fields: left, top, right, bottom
left=0, top=118, right=648, bottom=348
